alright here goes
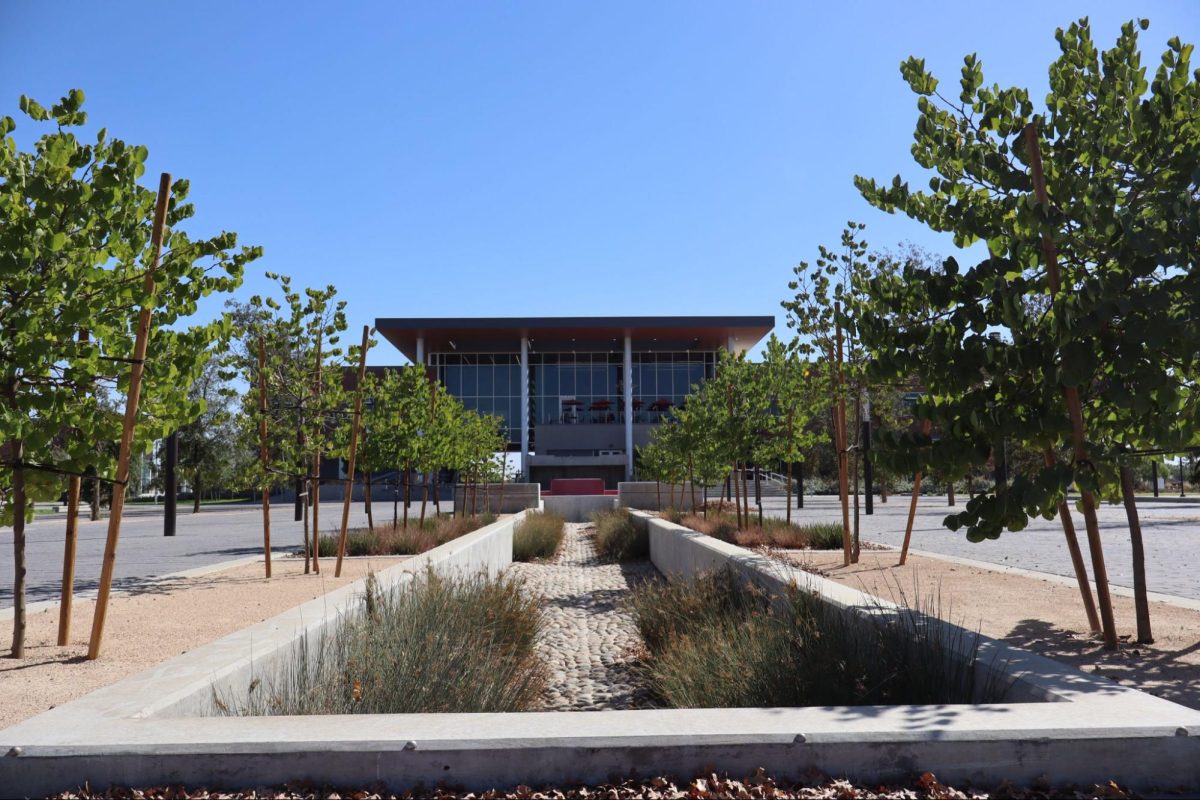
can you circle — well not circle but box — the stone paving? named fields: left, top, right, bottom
left=507, top=523, right=657, bottom=711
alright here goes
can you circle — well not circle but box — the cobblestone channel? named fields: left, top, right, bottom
left=507, top=522, right=658, bottom=711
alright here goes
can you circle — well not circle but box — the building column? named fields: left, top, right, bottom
left=624, top=335, right=633, bottom=481
left=520, top=337, right=530, bottom=480
left=415, top=336, right=425, bottom=366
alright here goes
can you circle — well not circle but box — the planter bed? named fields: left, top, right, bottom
left=3, top=509, right=1200, bottom=795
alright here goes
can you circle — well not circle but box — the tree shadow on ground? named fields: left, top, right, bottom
left=1003, top=617, right=1200, bottom=710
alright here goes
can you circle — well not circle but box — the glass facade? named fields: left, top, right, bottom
left=429, top=349, right=718, bottom=445
left=430, top=353, right=523, bottom=443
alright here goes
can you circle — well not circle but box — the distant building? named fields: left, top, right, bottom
left=373, top=316, right=773, bottom=488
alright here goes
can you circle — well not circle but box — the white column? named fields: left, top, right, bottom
left=727, top=335, right=736, bottom=354
left=520, top=337, right=530, bottom=480
left=416, top=336, right=425, bottom=366
left=624, top=335, right=634, bottom=481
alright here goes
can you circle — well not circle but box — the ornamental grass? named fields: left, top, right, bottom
left=677, top=512, right=843, bottom=550
left=627, top=569, right=1002, bottom=708
left=591, top=508, right=648, bottom=561
left=214, top=569, right=545, bottom=716
left=512, top=510, right=566, bottom=561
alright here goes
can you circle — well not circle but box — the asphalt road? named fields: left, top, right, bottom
left=3, top=492, right=1198, bottom=609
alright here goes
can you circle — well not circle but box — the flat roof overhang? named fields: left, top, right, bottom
left=374, top=315, right=775, bottom=362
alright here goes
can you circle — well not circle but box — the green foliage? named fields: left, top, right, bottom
left=0, top=88, right=260, bottom=526
left=216, top=570, right=545, bottom=715
left=513, top=510, right=566, bottom=561
left=853, top=19, right=1200, bottom=540
left=591, top=507, right=648, bottom=561
left=627, top=570, right=999, bottom=708
left=229, top=274, right=350, bottom=494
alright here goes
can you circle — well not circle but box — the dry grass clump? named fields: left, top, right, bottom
left=626, top=569, right=999, bottom=708
left=591, top=507, right=648, bottom=561
left=676, top=512, right=842, bottom=550
left=317, top=513, right=497, bottom=557
left=214, top=569, right=544, bottom=715
left=513, top=510, right=566, bottom=561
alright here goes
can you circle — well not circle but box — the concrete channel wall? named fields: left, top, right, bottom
left=617, top=481, right=699, bottom=511
left=3, top=510, right=1200, bottom=795
left=452, top=483, right=541, bottom=514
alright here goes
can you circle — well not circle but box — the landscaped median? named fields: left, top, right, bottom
left=3, top=508, right=1200, bottom=796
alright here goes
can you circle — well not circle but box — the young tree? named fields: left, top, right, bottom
left=174, top=354, right=239, bottom=512
left=854, top=18, right=1200, bottom=647
left=0, top=90, right=258, bottom=657
left=233, top=274, right=346, bottom=573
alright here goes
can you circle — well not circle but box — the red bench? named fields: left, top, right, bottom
left=549, top=478, right=607, bottom=496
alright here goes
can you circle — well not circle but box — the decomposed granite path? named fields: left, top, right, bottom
left=508, top=522, right=658, bottom=711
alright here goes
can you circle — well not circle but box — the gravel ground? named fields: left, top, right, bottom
left=507, top=522, right=658, bottom=710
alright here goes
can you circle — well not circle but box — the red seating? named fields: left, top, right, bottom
left=549, top=478, right=606, bottom=496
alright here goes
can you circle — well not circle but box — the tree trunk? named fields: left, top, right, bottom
left=403, top=462, right=410, bottom=527
left=10, top=439, right=27, bottom=658
left=364, top=476, right=374, bottom=533
left=58, top=474, right=82, bottom=645
left=192, top=481, right=201, bottom=513
left=947, top=480, right=955, bottom=507
left=1120, top=463, right=1153, bottom=644
left=656, top=479, right=661, bottom=510
left=420, top=470, right=429, bottom=525
left=688, top=454, right=696, bottom=511
left=90, top=472, right=101, bottom=520
left=1044, top=449, right=1100, bottom=633
left=731, top=463, right=741, bottom=528
left=785, top=460, right=793, bottom=525
left=880, top=475, right=888, bottom=503
left=433, top=471, right=441, bottom=515
left=392, top=472, right=399, bottom=526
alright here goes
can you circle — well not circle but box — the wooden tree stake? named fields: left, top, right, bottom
left=87, top=172, right=171, bottom=660
left=1025, top=123, right=1118, bottom=650
left=898, top=419, right=931, bottom=566
left=310, top=327, right=323, bottom=574
left=335, top=326, right=370, bottom=576
left=834, top=302, right=852, bottom=567
left=257, top=338, right=272, bottom=579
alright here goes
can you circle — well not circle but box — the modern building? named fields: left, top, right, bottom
left=373, top=316, right=774, bottom=488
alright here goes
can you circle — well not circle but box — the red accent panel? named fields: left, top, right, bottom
left=550, top=478, right=607, bottom=496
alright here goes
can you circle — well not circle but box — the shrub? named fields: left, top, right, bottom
left=513, top=510, right=566, bottom=561
left=627, top=569, right=1000, bottom=708
left=676, top=513, right=842, bottom=550
left=215, top=569, right=545, bottom=715
left=591, top=507, right=648, bottom=561
left=316, top=513, right=497, bottom=557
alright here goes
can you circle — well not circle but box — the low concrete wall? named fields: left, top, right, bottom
left=0, top=511, right=521, bottom=739
left=452, top=483, right=541, bottom=514
left=618, top=481, right=699, bottom=511
left=543, top=494, right=617, bottom=522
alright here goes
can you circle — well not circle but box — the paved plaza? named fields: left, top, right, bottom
left=759, top=493, right=1200, bottom=601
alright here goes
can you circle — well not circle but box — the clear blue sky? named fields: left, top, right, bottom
left=3, top=2, right=1196, bottom=364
